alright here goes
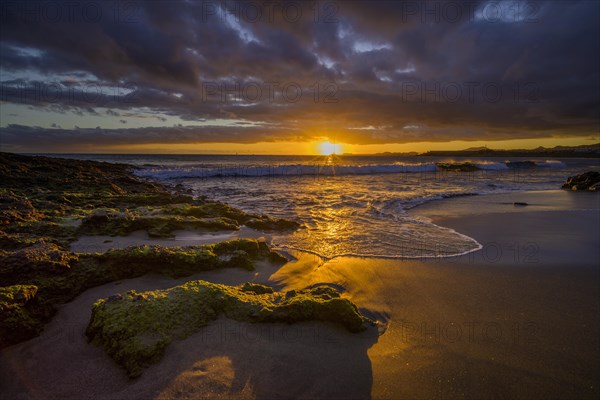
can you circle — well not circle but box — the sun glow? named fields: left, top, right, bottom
left=319, top=141, right=342, bottom=155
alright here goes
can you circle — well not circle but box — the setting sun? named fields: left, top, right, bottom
left=319, top=141, right=342, bottom=155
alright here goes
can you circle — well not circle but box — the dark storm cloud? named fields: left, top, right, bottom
left=0, top=0, right=598, bottom=150
left=0, top=123, right=306, bottom=152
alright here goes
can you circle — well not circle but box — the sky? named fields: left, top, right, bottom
left=0, top=0, right=599, bottom=154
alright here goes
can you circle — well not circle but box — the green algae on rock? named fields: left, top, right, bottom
left=0, top=285, right=53, bottom=347
left=164, top=202, right=301, bottom=232
left=0, top=152, right=300, bottom=347
left=94, top=238, right=287, bottom=277
left=86, top=280, right=373, bottom=377
left=1, top=152, right=300, bottom=241
left=0, top=242, right=80, bottom=285
left=77, top=212, right=241, bottom=237
left=0, top=238, right=287, bottom=348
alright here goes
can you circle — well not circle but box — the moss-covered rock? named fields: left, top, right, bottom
left=0, top=153, right=300, bottom=348
left=0, top=152, right=300, bottom=241
left=78, top=213, right=240, bottom=238
left=92, top=239, right=285, bottom=277
left=86, top=280, right=373, bottom=377
left=0, top=231, right=44, bottom=250
left=0, top=242, right=79, bottom=286
left=0, top=239, right=287, bottom=348
left=0, top=190, right=44, bottom=225
left=241, top=282, right=275, bottom=294
left=1, top=239, right=285, bottom=303
left=244, top=215, right=301, bottom=231
left=0, top=285, right=53, bottom=347
left=165, top=202, right=301, bottom=231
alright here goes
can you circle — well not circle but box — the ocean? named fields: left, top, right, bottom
left=45, top=154, right=599, bottom=260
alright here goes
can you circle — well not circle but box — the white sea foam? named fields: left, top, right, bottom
left=135, top=162, right=439, bottom=179
left=127, top=154, right=585, bottom=260
left=473, top=161, right=509, bottom=170
left=135, top=159, right=569, bottom=180
left=536, top=160, right=565, bottom=167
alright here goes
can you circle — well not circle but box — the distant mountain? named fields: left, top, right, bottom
left=462, top=146, right=491, bottom=151
left=420, top=143, right=599, bottom=158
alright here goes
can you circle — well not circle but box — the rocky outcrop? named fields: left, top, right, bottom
left=0, top=238, right=288, bottom=348
left=0, top=152, right=301, bottom=241
left=0, top=152, right=300, bottom=347
left=0, top=285, right=53, bottom=347
left=86, top=280, right=374, bottom=377
left=561, top=171, right=600, bottom=191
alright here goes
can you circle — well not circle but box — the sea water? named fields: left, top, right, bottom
left=48, top=154, right=599, bottom=259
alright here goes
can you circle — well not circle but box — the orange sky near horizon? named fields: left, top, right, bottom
left=84, top=136, right=599, bottom=155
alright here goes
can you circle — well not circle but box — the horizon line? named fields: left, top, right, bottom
left=5, top=143, right=598, bottom=158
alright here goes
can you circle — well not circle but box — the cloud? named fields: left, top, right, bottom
left=0, top=0, right=598, bottom=150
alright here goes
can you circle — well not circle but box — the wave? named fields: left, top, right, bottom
left=273, top=217, right=483, bottom=260
left=136, top=162, right=438, bottom=179
left=536, top=160, right=565, bottom=167
left=505, top=159, right=565, bottom=168
left=402, top=192, right=481, bottom=210
left=473, top=161, right=509, bottom=170
left=136, top=159, right=565, bottom=180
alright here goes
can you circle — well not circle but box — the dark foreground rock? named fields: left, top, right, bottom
left=86, top=280, right=374, bottom=377
left=0, top=152, right=300, bottom=347
left=0, top=285, right=55, bottom=346
left=0, top=238, right=287, bottom=347
left=561, top=171, right=600, bottom=191
left=0, top=152, right=300, bottom=242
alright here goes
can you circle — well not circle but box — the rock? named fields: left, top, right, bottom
left=86, top=280, right=373, bottom=377
left=245, top=216, right=301, bottom=231
left=217, top=249, right=254, bottom=271
left=109, top=183, right=127, bottom=195
left=95, top=239, right=284, bottom=278
left=0, top=242, right=79, bottom=284
left=84, top=210, right=109, bottom=225
left=0, top=285, right=48, bottom=347
left=561, top=171, right=600, bottom=191
left=13, top=286, right=37, bottom=303
left=107, top=294, right=123, bottom=302
left=241, top=282, right=274, bottom=294
left=0, top=191, right=43, bottom=224
left=0, top=152, right=298, bottom=349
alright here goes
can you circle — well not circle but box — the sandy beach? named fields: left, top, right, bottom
left=1, top=190, right=598, bottom=400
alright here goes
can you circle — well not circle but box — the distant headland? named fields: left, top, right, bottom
left=346, top=143, right=600, bottom=158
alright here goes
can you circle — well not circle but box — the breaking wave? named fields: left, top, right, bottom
left=136, top=159, right=564, bottom=180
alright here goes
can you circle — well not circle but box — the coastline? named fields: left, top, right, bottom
left=410, top=190, right=600, bottom=266
left=2, top=186, right=598, bottom=399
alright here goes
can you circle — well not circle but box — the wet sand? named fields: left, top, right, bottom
left=1, top=190, right=598, bottom=399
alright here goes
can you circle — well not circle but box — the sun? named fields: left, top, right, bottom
left=319, top=141, right=342, bottom=155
